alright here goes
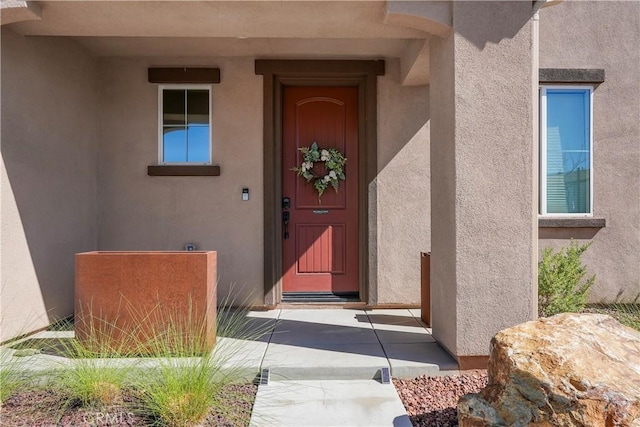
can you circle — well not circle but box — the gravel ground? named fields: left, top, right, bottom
left=394, top=370, right=488, bottom=427
left=4, top=372, right=488, bottom=426
left=0, top=383, right=257, bottom=427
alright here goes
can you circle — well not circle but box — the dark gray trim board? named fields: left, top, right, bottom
left=148, top=165, right=221, bottom=176
left=539, top=68, right=605, bottom=84
left=538, top=217, right=606, bottom=228
left=148, top=68, right=221, bottom=84
left=255, top=60, right=385, bottom=76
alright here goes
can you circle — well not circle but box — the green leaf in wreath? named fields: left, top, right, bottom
left=314, top=180, right=326, bottom=197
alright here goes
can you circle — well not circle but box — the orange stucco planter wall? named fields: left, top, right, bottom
left=75, top=251, right=217, bottom=354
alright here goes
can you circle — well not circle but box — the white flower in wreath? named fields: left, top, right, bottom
left=323, top=175, right=331, bottom=183
left=321, top=149, right=330, bottom=161
left=329, top=171, right=337, bottom=179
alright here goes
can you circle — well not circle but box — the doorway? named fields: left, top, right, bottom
left=255, top=59, right=385, bottom=305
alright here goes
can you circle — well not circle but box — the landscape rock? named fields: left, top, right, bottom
left=458, top=313, right=640, bottom=427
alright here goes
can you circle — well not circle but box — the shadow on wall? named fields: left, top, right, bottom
left=371, top=59, right=430, bottom=304
left=539, top=228, right=601, bottom=240
left=0, top=29, right=98, bottom=334
left=1, top=126, right=98, bottom=325
left=453, top=1, right=537, bottom=50
left=377, top=61, right=430, bottom=174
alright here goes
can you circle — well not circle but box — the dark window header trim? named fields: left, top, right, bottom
left=539, top=68, right=604, bottom=84
left=148, top=68, right=221, bottom=84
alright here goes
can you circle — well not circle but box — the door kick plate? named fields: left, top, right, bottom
left=312, top=210, right=329, bottom=215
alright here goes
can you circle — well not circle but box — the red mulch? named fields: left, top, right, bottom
left=394, top=370, right=488, bottom=427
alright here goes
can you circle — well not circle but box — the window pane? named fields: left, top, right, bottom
left=163, top=90, right=185, bottom=125
left=163, top=127, right=187, bottom=162
left=161, top=88, right=211, bottom=164
left=546, top=89, right=590, bottom=214
left=187, top=90, right=209, bottom=125
left=187, top=125, right=210, bottom=162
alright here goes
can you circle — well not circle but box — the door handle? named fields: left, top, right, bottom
left=282, top=211, right=290, bottom=240
left=282, top=197, right=291, bottom=240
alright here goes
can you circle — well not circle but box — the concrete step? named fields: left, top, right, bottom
left=249, top=380, right=412, bottom=427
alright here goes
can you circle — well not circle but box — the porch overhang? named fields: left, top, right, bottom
left=0, top=0, right=41, bottom=25
left=0, top=0, right=452, bottom=86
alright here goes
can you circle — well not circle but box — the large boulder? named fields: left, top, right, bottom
left=458, top=313, right=640, bottom=426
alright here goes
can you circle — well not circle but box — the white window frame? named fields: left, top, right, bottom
left=539, top=85, right=594, bottom=217
left=158, top=84, right=212, bottom=165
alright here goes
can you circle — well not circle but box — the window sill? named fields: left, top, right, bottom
left=538, top=217, right=605, bottom=229
left=148, top=165, right=221, bottom=176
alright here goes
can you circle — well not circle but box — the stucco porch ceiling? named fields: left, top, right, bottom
left=2, top=0, right=454, bottom=85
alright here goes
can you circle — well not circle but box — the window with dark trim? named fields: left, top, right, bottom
left=540, top=86, right=593, bottom=216
left=159, top=85, right=211, bottom=164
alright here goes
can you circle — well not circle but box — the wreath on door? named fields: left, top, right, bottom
left=292, top=142, right=347, bottom=201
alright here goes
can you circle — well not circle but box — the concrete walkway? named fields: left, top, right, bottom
left=249, top=308, right=458, bottom=380
left=231, top=308, right=458, bottom=426
left=3, top=308, right=458, bottom=426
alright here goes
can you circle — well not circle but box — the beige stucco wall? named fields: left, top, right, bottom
left=0, top=48, right=430, bottom=343
left=429, top=27, right=458, bottom=354
left=539, top=1, right=640, bottom=302
left=374, top=59, right=430, bottom=305
left=430, top=1, right=536, bottom=358
left=97, top=56, right=430, bottom=307
left=1, top=29, right=98, bottom=341
left=97, top=57, right=264, bottom=306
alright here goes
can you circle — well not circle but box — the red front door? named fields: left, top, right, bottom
left=282, top=86, right=359, bottom=294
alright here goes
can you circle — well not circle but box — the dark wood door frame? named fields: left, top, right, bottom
left=255, top=60, right=385, bottom=305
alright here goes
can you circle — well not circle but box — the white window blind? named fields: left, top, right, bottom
left=540, top=87, right=593, bottom=215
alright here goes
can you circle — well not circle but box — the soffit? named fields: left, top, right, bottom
left=73, top=36, right=415, bottom=58
left=8, top=1, right=428, bottom=38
